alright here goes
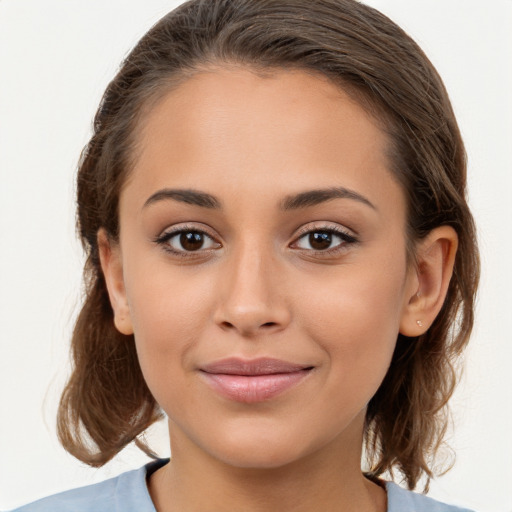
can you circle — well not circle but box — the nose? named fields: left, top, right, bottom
left=213, top=241, right=291, bottom=337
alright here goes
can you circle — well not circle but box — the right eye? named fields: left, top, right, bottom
left=155, top=227, right=221, bottom=256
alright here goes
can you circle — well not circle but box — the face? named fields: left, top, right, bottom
left=103, top=68, right=420, bottom=470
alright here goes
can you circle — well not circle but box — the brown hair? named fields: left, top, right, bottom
left=57, top=0, right=479, bottom=490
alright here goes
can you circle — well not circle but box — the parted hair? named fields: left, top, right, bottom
left=57, top=0, right=479, bottom=490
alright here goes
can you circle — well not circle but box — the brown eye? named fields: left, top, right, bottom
left=180, top=231, right=205, bottom=251
left=308, top=231, right=333, bottom=250
left=293, top=227, right=357, bottom=253
left=296, top=230, right=337, bottom=251
left=156, top=228, right=220, bottom=254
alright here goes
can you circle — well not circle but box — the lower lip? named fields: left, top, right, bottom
left=200, top=370, right=312, bottom=403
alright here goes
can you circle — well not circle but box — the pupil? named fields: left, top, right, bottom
left=180, top=232, right=204, bottom=251
left=309, top=231, right=332, bottom=250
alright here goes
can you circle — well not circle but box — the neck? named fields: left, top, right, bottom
left=148, top=418, right=386, bottom=512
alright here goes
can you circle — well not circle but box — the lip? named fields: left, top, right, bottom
left=199, top=357, right=314, bottom=403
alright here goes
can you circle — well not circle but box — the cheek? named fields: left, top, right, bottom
left=124, top=266, right=214, bottom=385
left=298, top=258, right=407, bottom=392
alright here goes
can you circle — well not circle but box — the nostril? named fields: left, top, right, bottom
left=219, top=320, right=278, bottom=333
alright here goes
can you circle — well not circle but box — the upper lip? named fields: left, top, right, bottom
left=200, top=357, right=312, bottom=376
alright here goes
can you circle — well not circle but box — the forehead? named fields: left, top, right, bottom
left=124, top=67, right=404, bottom=221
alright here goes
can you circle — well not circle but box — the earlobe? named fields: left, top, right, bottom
left=97, top=229, right=134, bottom=335
left=400, top=226, right=458, bottom=337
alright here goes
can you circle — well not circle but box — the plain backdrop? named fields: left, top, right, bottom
left=1, top=1, right=511, bottom=511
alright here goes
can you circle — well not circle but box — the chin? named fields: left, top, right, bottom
left=202, top=426, right=321, bottom=470
left=216, top=445, right=308, bottom=470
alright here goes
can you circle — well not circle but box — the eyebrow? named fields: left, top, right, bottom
left=143, top=188, right=221, bottom=209
left=142, top=186, right=376, bottom=211
left=281, top=187, right=376, bottom=211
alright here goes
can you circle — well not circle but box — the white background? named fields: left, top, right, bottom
left=0, top=1, right=511, bottom=510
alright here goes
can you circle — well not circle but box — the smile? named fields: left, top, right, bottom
left=199, top=358, right=314, bottom=403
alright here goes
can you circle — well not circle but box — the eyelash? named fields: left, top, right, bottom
left=154, top=224, right=219, bottom=259
left=291, top=225, right=358, bottom=256
left=154, top=223, right=358, bottom=258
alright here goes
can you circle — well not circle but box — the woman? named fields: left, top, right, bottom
left=9, top=0, right=480, bottom=510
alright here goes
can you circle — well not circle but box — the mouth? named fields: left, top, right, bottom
left=199, top=357, right=314, bottom=403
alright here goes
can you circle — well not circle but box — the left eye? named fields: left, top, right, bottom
left=294, top=229, right=355, bottom=251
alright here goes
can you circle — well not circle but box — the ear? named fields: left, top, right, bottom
left=97, top=229, right=134, bottom=335
left=400, top=226, right=458, bottom=337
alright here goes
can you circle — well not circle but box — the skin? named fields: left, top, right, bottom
left=99, top=67, right=457, bottom=512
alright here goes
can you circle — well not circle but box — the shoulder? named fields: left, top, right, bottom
left=385, top=481, right=475, bottom=512
left=8, top=459, right=168, bottom=512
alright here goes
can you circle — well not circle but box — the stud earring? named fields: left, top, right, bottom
left=416, top=320, right=423, bottom=327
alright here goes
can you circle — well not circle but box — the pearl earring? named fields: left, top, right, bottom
left=416, top=320, right=423, bottom=327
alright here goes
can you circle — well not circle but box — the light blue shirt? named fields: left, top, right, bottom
left=10, top=459, right=475, bottom=512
